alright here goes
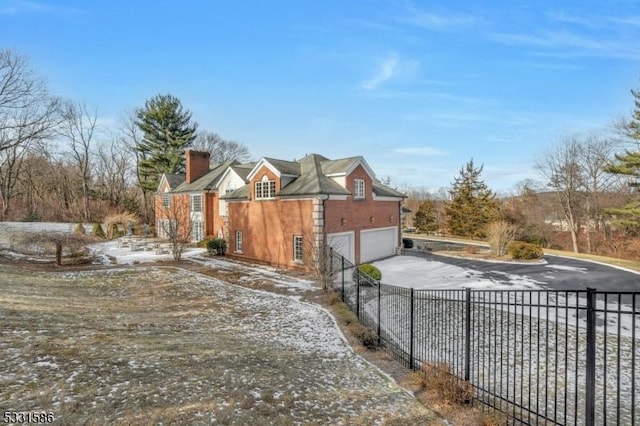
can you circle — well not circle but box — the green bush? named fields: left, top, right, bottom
left=508, top=241, right=544, bottom=260
left=92, top=223, right=105, bottom=238
left=73, top=223, right=86, bottom=235
left=402, top=237, right=414, bottom=249
left=197, top=239, right=209, bottom=248
left=357, top=264, right=382, bottom=281
left=206, top=238, right=226, bottom=255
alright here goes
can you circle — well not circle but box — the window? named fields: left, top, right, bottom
left=255, top=177, right=276, bottom=199
left=162, top=193, right=171, bottom=208
left=354, top=179, right=365, bottom=199
left=191, top=194, right=202, bottom=212
left=293, top=235, right=303, bottom=262
left=191, top=220, right=203, bottom=242
left=235, top=230, right=243, bottom=253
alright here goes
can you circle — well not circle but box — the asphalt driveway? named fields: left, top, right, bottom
left=404, top=248, right=639, bottom=292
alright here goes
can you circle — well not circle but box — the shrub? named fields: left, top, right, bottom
left=350, top=322, right=380, bottom=349
left=73, top=223, right=86, bottom=235
left=508, top=241, right=543, bottom=260
left=402, top=237, right=414, bottom=249
left=206, top=238, right=226, bottom=255
left=419, top=363, right=474, bottom=404
left=486, top=220, right=518, bottom=256
left=106, top=223, right=119, bottom=239
left=196, top=239, right=209, bottom=248
left=92, top=223, right=105, bottom=238
left=464, top=245, right=478, bottom=254
left=357, top=263, right=382, bottom=281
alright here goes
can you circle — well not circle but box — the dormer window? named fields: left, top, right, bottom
left=354, top=179, right=365, bottom=199
left=255, top=176, right=276, bottom=199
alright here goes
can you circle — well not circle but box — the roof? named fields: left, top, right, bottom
left=164, top=173, right=185, bottom=190
left=169, top=151, right=405, bottom=200
left=220, top=185, right=250, bottom=200
left=278, top=154, right=350, bottom=196
left=372, top=180, right=405, bottom=198
left=173, top=160, right=237, bottom=192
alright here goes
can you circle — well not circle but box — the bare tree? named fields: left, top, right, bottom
left=59, top=102, right=98, bottom=222
left=156, top=196, right=190, bottom=260
left=537, top=137, right=584, bottom=253
left=580, top=134, right=621, bottom=253
left=191, top=131, right=252, bottom=163
left=119, top=111, right=151, bottom=222
left=0, top=49, right=61, bottom=153
left=0, top=143, right=28, bottom=219
left=95, top=136, right=133, bottom=209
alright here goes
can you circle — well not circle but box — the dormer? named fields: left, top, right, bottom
left=321, top=156, right=376, bottom=200
left=246, top=158, right=301, bottom=199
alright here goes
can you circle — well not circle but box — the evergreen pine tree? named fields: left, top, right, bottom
left=605, top=87, right=640, bottom=233
left=413, top=200, right=438, bottom=233
left=445, top=159, right=498, bottom=238
left=135, top=94, right=198, bottom=193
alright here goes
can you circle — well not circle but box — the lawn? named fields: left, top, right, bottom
left=0, top=264, right=438, bottom=425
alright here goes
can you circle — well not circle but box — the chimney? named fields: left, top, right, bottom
left=185, top=149, right=211, bottom=183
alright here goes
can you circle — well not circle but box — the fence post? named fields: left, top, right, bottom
left=585, top=287, right=596, bottom=426
left=410, top=288, right=415, bottom=370
left=341, top=256, right=345, bottom=302
left=356, top=269, right=360, bottom=319
left=377, top=281, right=381, bottom=343
left=464, top=288, right=471, bottom=382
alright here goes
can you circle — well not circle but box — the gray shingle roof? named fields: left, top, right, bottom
left=173, top=160, right=237, bottom=192
left=373, top=180, right=406, bottom=198
left=164, top=173, right=185, bottom=190
left=278, top=154, right=350, bottom=196
left=220, top=185, right=249, bottom=200
left=321, top=156, right=361, bottom=175
left=263, top=157, right=301, bottom=176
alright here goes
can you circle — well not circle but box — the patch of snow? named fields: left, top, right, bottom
left=545, top=264, right=588, bottom=273
left=373, top=256, right=543, bottom=290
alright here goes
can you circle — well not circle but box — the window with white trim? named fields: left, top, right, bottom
left=354, top=179, right=365, bottom=199
left=191, top=220, right=203, bottom=242
left=235, top=230, right=243, bottom=252
left=191, top=194, right=202, bottom=212
left=293, top=235, right=303, bottom=262
left=162, top=193, right=171, bottom=208
left=255, top=176, right=276, bottom=199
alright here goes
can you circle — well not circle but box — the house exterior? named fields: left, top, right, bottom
left=155, top=150, right=405, bottom=269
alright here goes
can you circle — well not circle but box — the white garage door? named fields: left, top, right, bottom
left=360, top=227, right=397, bottom=263
left=327, top=232, right=355, bottom=264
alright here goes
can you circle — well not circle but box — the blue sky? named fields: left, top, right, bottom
left=2, top=0, right=639, bottom=193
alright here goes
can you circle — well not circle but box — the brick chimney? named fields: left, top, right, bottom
left=185, top=149, right=211, bottom=183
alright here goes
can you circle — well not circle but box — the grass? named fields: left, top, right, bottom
left=0, top=264, right=441, bottom=425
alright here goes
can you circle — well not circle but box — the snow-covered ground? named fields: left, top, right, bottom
left=373, top=255, right=546, bottom=290
left=88, top=239, right=206, bottom=265
left=350, top=255, right=639, bottom=425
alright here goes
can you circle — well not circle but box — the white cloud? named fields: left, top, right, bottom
left=489, top=30, right=640, bottom=60
left=361, top=54, right=399, bottom=90
left=399, top=10, right=478, bottom=31
left=390, top=147, right=448, bottom=156
left=0, top=0, right=84, bottom=16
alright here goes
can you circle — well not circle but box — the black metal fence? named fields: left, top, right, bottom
left=327, top=251, right=639, bottom=425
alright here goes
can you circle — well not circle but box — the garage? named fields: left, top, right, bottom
left=360, top=227, right=397, bottom=263
left=327, top=231, right=355, bottom=264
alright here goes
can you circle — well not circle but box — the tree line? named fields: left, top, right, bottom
left=0, top=49, right=251, bottom=224
left=406, top=90, right=640, bottom=261
left=3, top=47, right=640, bottom=260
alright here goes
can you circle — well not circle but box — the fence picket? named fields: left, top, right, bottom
left=327, top=251, right=639, bottom=425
